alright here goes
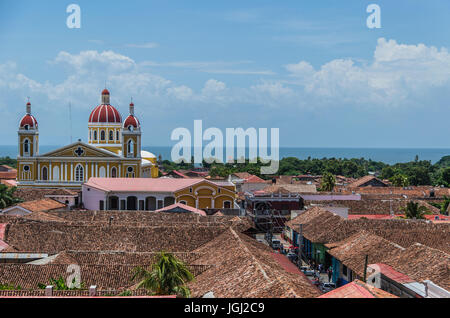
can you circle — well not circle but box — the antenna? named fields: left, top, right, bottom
left=69, top=102, right=73, bottom=143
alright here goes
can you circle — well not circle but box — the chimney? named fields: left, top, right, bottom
left=89, top=285, right=97, bottom=297
left=45, top=285, right=53, bottom=296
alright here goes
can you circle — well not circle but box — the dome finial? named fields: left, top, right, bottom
left=101, top=88, right=110, bottom=104
left=129, top=97, right=134, bottom=115
left=26, top=97, right=31, bottom=114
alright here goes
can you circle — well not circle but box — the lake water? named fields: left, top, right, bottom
left=1, top=145, right=449, bottom=164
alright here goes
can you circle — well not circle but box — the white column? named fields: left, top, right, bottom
left=85, top=162, right=88, bottom=181
left=91, top=163, right=94, bottom=178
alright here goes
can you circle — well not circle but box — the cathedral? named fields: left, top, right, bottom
left=16, top=89, right=159, bottom=189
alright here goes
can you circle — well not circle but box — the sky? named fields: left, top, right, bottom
left=0, top=0, right=449, bottom=148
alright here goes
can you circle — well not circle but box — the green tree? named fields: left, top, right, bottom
left=402, top=201, right=430, bottom=220
left=320, top=172, right=336, bottom=192
left=131, top=251, right=194, bottom=298
left=0, top=185, right=22, bottom=209
left=439, top=167, right=450, bottom=187
left=390, top=174, right=409, bottom=187
left=38, top=276, right=85, bottom=290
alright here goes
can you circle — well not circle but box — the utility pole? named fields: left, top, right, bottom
left=363, top=255, right=369, bottom=282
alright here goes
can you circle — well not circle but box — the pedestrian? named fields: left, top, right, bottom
left=327, top=267, right=332, bottom=282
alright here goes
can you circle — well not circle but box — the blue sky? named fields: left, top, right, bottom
left=0, top=0, right=449, bottom=148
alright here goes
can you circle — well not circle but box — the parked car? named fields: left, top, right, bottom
left=286, top=252, right=298, bottom=262
left=320, top=282, right=336, bottom=293
left=271, top=239, right=281, bottom=250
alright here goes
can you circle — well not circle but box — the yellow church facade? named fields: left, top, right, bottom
left=17, top=89, right=159, bottom=189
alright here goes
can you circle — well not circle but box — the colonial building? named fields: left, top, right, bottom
left=16, top=89, right=158, bottom=189
left=82, top=177, right=236, bottom=211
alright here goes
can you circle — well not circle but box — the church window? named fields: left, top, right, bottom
left=127, top=139, right=134, bottom=157
left=116, top=131, right=120, bottom=141
left=111, top=167, right=117, bottom=178
left=23, top=139, right=30, bottom=155
left=24, top=125, right=29, bottom=130
left=126, top=166, right=135, bottom=178
left=109, top=130, right=114, bottom=141
left=75, top=164, right=84, bottom=182
left=100, top=130, right=105, bottom=141
left=42, top=167, right=48, bottom=181
left=22, top=165, right=31, bottom=180
left=94, top=130, right=97, bottom=141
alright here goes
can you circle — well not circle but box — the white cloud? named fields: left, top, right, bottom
left=125, top=42, right=159, bottom=49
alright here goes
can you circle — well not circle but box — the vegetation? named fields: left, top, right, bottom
left=390, top=174, right=409, bottom=187
left=0, top=156, right=17, bottom=168
left=319, top=172, right=335, bottom=192
left=401, top=201, right=430, bottom=220
left=160, top=155, right=450, bottom=186
left=131, top=251, right=194, bottom=298
left=0, top=283, right=21, bottom=290
left=0, top=185, right=23, bottom=209
left=38, top=276, right=86, bottom=290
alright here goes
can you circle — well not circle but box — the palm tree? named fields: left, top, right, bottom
left=402, top=201, right=429, bottom=219
left=320, top=172, right=336, bottom=192
left=0, top=185, right=22, bottom=209
left=131, top=251, right=194, bottom=297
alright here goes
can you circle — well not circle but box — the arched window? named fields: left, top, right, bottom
left=127, top=139, right=134, bottom=157
left=111, top=167, right=117, bottom=178
left=42, top=166, right=48, bottom=181
left=93, top=130, right=97, bottom=141
left=22, top=165, right=31, bottom=180
left=109, top=130, right=114, bottom=141
left=116, top=131, right=120, bottom=141
left=75, top=164, right=84, bottom=182
left=223, top=201, right=232, bottom=209
left=126, top=166, right=135, bottom=178
left=100, top=130, right=105, bottom=141
left=179, top=200, right=187, bottom=205
left=23, top=139, right=30, bottom=155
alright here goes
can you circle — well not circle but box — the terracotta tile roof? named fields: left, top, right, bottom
left=188, top=228, right=321, bottom=298
left=4, top=219, right=229, bottom=253
left=326, top=231, right=405, bottom=278
left=1, top=180, right=17, bottom=187
left=286, top=207, right=450, bottom=253
left=0, top=171, right=17, bottom=180
left=381, top=243, right=450, bottom=290
left=318, top=279, right=397, bottom=298
left=84, top=177, right=205, bottom=192
left=14, top=188, right=78, bottom=202
left=16, top=198, right=67, bottom=213
left=347, top=176, right=388, bottom=188
left=368, top=263, right=414, bottom=284
left=155, top=203, right=206, bottom=216
left=0, top=264, right=160, bottom=290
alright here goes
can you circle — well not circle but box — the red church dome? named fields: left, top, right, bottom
left=123, top=114, right=140, bottom=129
left=89, top=104, right=122, bottom=123
left=19, top=113, right=38, bottom=129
